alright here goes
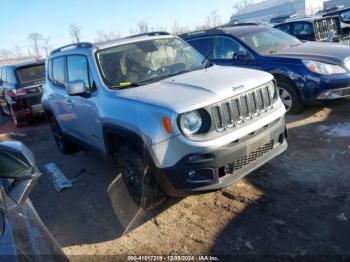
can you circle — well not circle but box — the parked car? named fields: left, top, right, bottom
left=180, top=24, right=350, bottom=114
left=0, top=140, right=68, bottom=261
left=42, top=33, right=287, bottom=208
left=0, top=60, right=45, bottom=127
left=273, top=16, right=345, bottom=42
left=321, top=7, right=350, bottom=36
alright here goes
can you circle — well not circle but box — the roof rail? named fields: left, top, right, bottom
left=50, top=42, right=93, bottom=55
left=179, top=28, right=224, bottom=38
left=126, top=31, right=170, bottom=39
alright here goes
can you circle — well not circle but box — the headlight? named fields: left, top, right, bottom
left=267, top=81, right=276, bottom=99
left=345, top=59, right=350, bottom=71
left=303, top=60, right=347, bottom=75
left=179, top=110, right=202, bottom=135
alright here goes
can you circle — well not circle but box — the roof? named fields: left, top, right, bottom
left=50, top=32, right=174, bottom=56
left=321, top=6, right=350, bottom=16
left=180, top=24, right=269, bottom=39
left=1, top=58, right=45, bottom=68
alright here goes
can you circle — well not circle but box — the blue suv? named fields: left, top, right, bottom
left=181, top=24, right=350, bottom=114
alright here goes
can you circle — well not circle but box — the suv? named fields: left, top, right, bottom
left=273, top=16, right=346, bottom=42
left=42, top=33, right=287, bottom=207
left=0, top=60, right=45, bottom=127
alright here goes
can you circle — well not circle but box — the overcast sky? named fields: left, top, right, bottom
left=0, top=0, right=261, bottom=53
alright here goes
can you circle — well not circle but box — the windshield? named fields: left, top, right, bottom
left=237, top=28, right=302, bottom=55
left=16, top=64, right=45, bottom=86
left=97, top=37, right=206, bottom=88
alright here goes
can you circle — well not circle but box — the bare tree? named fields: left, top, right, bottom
left=204, top=10, right=222, bottom=28
left=28, top=33, right=43, bottom=58
left=232, top=0, right=255, bottom=12
left=136, top=20, right=149, bottom=34
left=69, top=24, right=82, bottom=43
left=171, top=22, right=189, bottom=35
left=0, top=49, right=13, bottom=60
left=94, top=30, right=120, bottom=42
left=42, top=37, right=52, bottom=57
left=13, top=45, right=23, bottom=58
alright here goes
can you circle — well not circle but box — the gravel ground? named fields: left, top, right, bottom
left=1, top=101, right=350, bottom=261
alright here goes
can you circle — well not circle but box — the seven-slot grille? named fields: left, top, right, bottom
left=212, top=84, right=274, bottom=132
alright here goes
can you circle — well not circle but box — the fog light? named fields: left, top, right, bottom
left=185, top=169, right=215, bottom=183
left=317, top=89, right=350, bottom=100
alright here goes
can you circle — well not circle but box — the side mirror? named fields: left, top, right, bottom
left=65, top=80, right=87, bottom=96
left=234, top=51, right=251, bottom=61
left=0, top=141, right=41, bottom=205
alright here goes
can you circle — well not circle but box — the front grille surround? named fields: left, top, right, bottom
left=211, top=83, right=276, bottom=133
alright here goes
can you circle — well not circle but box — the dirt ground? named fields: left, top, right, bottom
left=1, top=101, right=350, bottom=261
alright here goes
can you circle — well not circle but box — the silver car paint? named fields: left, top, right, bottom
left=42, top=35, right=286, bottom=168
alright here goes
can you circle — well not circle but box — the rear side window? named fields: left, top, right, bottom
left=275, top=23, right=291, bottom=33
left=187, top=37, right=213, bottom=58
left=292, top=22, right=314, bottom=35
left=52, top=57, right=65, bottom=87
left=16, top=64, right=45, bottom=86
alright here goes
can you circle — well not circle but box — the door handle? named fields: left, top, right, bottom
left=48, top=94, right=54, bottom=100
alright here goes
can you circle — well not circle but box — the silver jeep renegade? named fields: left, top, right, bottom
left=42, top=32, right=287, bottom=207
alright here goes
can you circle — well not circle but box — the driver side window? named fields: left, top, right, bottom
left=67, top=55, right=96, bottom=93
left=213, top=36, right=245, bottom=60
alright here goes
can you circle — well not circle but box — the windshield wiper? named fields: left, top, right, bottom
left=201, top=47, right=215, bottom=68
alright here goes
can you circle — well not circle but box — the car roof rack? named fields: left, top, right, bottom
left=126, top=31, right=170, bottom=39
left=50, top=42, right=93, bottom=55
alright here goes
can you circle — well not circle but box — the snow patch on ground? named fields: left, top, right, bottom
left=318, top=123, right=350, bottom=137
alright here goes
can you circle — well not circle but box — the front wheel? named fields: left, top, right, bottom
left=49, top=116, right=77, bottom=154
left=277, top=81, right=303, bottom=114
left=117, top=145, right=165, bottom=210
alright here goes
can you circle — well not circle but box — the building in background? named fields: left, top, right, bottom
left=324, top=0, right=350, bottom=9
left=231, top=0, right=324, bottom=23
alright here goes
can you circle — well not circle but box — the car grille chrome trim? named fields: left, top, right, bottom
left=212, top=84, right=274, bottom=132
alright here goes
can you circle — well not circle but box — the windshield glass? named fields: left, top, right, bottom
left=97, top=37, right=206, bottom=88
left=16, top=64, right=45, bottom=86
left=237, top=28, right=301, bottom=55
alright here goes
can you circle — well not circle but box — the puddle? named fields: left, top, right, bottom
left=318, top=123, right=350, bottom=138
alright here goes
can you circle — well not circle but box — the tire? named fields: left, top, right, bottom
left=9, top=106, right=23, bottom=128
left=117, top=145, right=165, bottom=210
left=277, top=80, right=303, bottom=114
left=49, top=116, right=77, bottom=154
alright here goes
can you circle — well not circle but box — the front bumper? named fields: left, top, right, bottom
left=304, top=72, right=350, bottom=101
left=154, top=117, right=288, bottom=197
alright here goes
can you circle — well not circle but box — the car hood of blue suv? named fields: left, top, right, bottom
left=118, top=65, right=273, bottom=113
left=268, top=41, right=350, bottom=65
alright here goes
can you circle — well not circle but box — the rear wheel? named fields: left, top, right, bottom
left=277, top=80, right=303, bottom=114
left=49, top=116, right=77, bottom=154
left=117, top=145, right=165, bottom=210
left=9, top=106, right=22, bottom=127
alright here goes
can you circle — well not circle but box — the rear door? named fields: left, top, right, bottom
left=48, top=56, right=76, bottom=135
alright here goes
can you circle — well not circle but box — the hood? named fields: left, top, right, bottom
left=268, top=41, right=350, bottom=65
left=117, top=65, right=273, bottom=113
